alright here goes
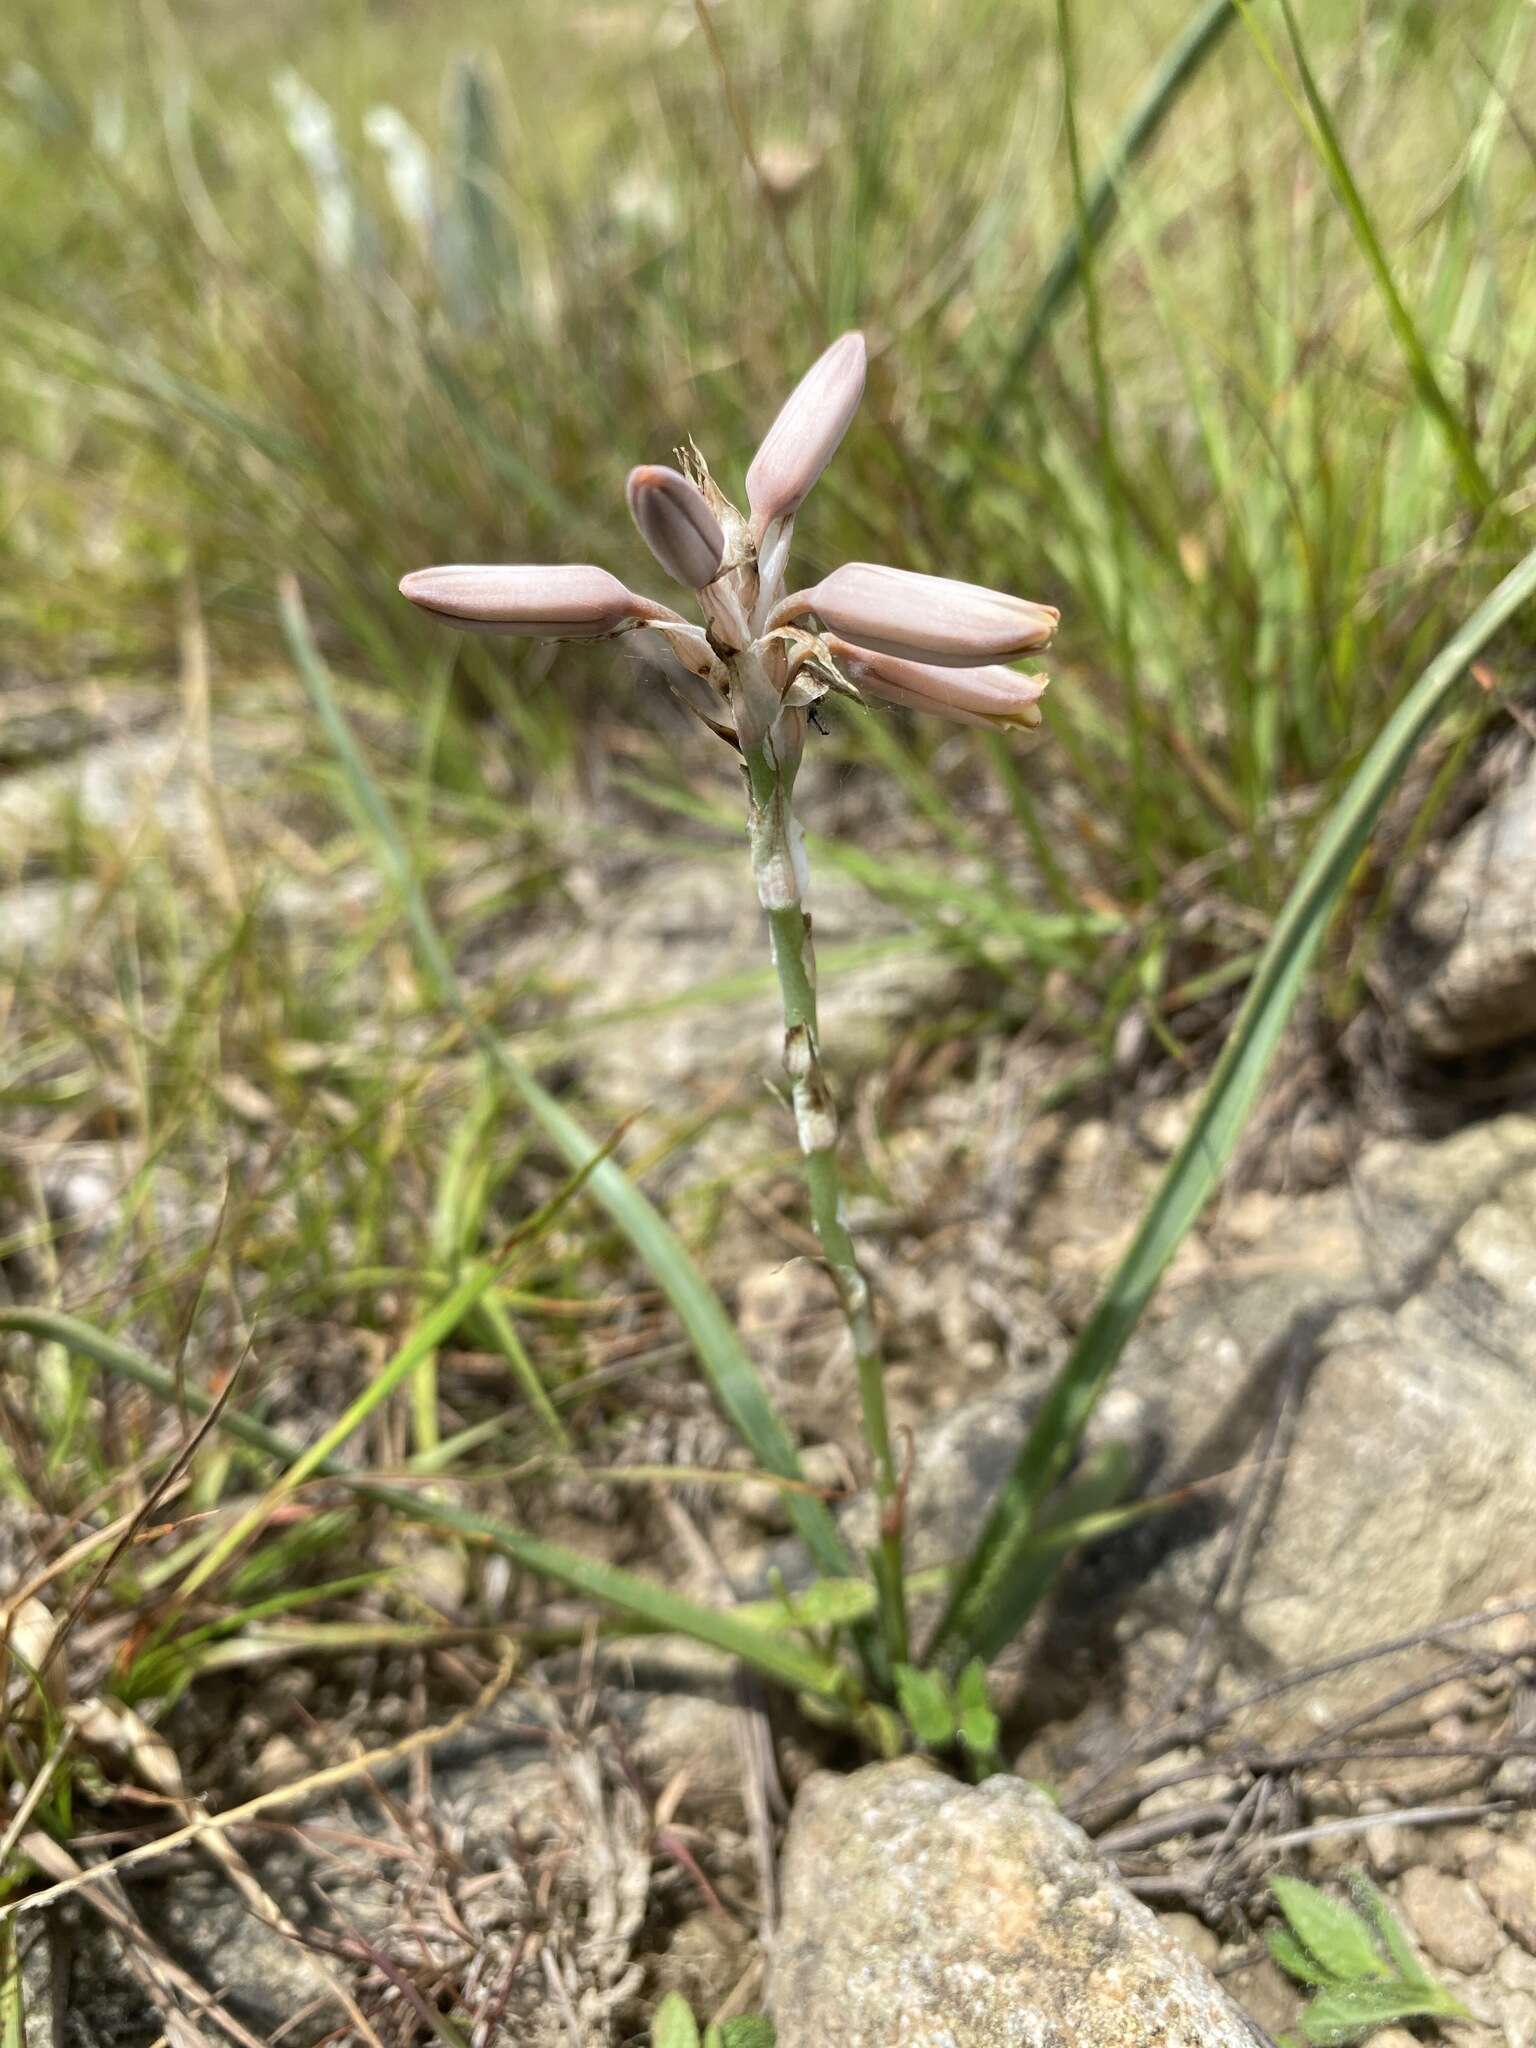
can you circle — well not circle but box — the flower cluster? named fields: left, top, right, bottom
left=399, top=332, right=1057, bottom=748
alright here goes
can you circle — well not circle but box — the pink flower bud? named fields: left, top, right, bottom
left=827, top=637, right=1048, bottom=732
left=745, top=331, right=867, bottom=534
left=625, top=465, right=726, bottom=588
left=398, top=563, right=667, bottom=638
left=778, top=561, right=1058, bottom=666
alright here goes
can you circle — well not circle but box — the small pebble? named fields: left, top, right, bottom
left=1365, top=1822, right=1410, bottom=1878
left=1418, top=1679, right=1480, bottom=1721
left=254, top=1733, right=309, bottom=1792
left=1158, top=1911, right=1220, bottom=1968
left=1482, top=1605, right=1536, bottom=1659
left=1223, top=1957, right=1297, bottom=2036
left=1492, top=1753, right=1536, bottom=1801
left=1398, top=1865, right=1501, bottom=1974
left=1449, top=1824, right=1499, bottom=1870
left=1476, top=1839, right=1536, bottom=1952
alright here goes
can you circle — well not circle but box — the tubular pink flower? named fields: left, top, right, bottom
left=775, top=561, right=1058, bottom=666
left=827, top=638, right=1047, bottom=732
left=626, top=465, right=726, bottom=589
left=745, top=331, right=867, bottom=536
left=398, top=563, right=671, bottom=638
left=398, top=342, right=1058, bottom=749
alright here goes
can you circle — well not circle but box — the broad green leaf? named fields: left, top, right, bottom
left=716, top=2020, right=776, bottom=2048
left=894, top=1664, right=956, bottom=1748
left=1347, top=1876, right=1442, bottom=1998
left=733, top=1576, right=880, bottom=1635
left=954, top=1658, right=1000, bottom=1758
left=652, top=1992, right=701, bottom=2048
left=935, top=543, right=1536, bottom=1666
left=1269, top=1878, right=1387, bottom=1984
left=945, top=1439, right=1131, bottom=1667
left=1268, top=1926, right=1338, bottom=1989
left=1299, top=1981, right=1445, bottom=2046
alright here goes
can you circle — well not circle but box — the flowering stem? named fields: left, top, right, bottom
left=743, top=727, right=909, bottom=1672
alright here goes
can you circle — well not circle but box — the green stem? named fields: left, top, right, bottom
left=744, top=731, right=909, bottom=1669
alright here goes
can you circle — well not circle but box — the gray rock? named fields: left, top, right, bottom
left=0, top=728, right=207, bottom=845
left=1397, top=1865, right=1501, bottom=1973
left=0, top=880, right=94, bottom=966
left=1159, top=1911, right=1221, bottom=1967
left=1107, top=1114, right=1536, bottom=1708
left=1399, top=745, right=1536, bottom=1056
left=1219, top=1957, right=1296, bottom=2039
left=768, top=1759, right=1258, bottom=2046
left=1485, top=1939, right=1536, bottom=2047
left=515, top=854, right=962, bottom=1107
left=1475, top=1839, right=1536, bottom=1953
left=16, top=1920, right=62, bottom=2048
left=877, top=1114, right=1536, bottom=1721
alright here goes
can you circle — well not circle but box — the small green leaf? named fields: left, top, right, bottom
left=1347, top=1875, right=1435, bottom=1994
left=1299, top=1980, right=1443, bottom=2045
left=852, top=1699, right=907, bottom=1758
left=954, top=1657, right=1000, bottom=1757
left=734, top=1575, right=878, bottom=1635
left=1268, top=1926, right=1339, bottom=1988
left=717, top=2019, right=776, bottom=2048
left=1269, top=1876, right=1388, bottom=1983
left=894, top=1663, right=956, bottom=1748
left=653, top=1992, right=702, bottom=2048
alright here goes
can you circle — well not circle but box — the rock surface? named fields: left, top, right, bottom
left=1398, top=743, right=1536, bottom=1056
left=1474, top=1838, right=1536, bottom=1953
left=536, top=852, right=961, bottom=1103
left=1397, top=1865, right=1501, bottom=1973
left=769, top=1759, right=1258, bottom=2046
left=867, top=1113, right=1536, bottom=1721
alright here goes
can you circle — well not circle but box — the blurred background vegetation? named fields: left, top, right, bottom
left=4, top=0, right=1532, bottom=1003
